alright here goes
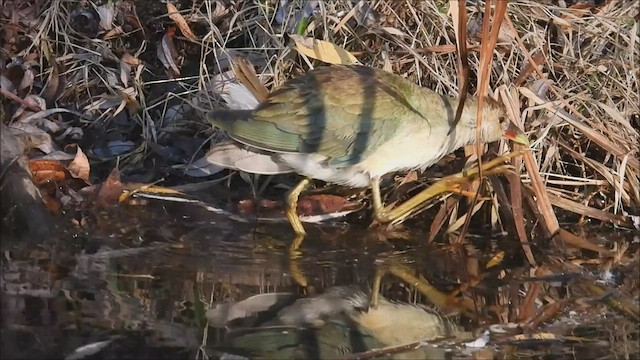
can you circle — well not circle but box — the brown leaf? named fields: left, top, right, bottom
left=119, top=87, right=140, bottom=113
left=523, top=301, right=565, bottom=331
left=517, top=266, right=550, bottom=322
left=231, top=56, right=269, bottom=102
left=66, top=145, right=90, bottom=184
left=514, top=51, right=545, bottom=86
left=103, top=25, right=124, bottom=40
left=545, top=189, right=629, bottom=226
left=427, top=196, right=457, bottom=243
left=508, top=171, right=537, bottom=266
left=522, top=148, right=560, bottom=236
left=237, top=198, right=281, bottom=215
left=121, top=52, right=142, bottom=66
left=41, top=191, right=62, bottom=215
left=166, top=3, right=197, bottom=41
left=28, top=159, right=69, bottom=185
left=95, top=167, right=124, bottom=207
left=237, top=194, right=357, bottom=217
left=296, top=194, right=354, bottom=216
left=41, top=61, right=64, bottom=103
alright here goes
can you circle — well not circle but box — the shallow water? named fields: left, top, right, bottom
left=1, top=199, right=638, bottom=359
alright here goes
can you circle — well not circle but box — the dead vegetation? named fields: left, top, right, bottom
left=1, top=0, right=639, bottom=357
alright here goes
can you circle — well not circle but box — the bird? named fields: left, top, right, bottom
left=207, top=65, right=528, bottom=245
left=210, top=285, right=468, bottom=359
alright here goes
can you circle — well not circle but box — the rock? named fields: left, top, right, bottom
left=1, top=122, right=53, bottom=240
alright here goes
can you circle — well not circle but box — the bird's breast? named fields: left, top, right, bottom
left=355, top=126, right=450, bottom=178
left=277, top=153, right=372, bottom=188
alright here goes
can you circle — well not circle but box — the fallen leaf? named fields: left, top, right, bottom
left=237, top=198, right=282, bottom=215
left=95, top=167, right=125, bottom=207
left=12, top=94, right=46, bottom=120
left=1, top=74, right=15, bottom=93
left=121, top=52, right=142, bottom=66
left=289, top=34, right=360, bottom=65
left=296, top=194, right=355, bottom=216
left=9, top=122, right=56, bottom=154
left=157, top=27, right=180, bottom=76
left=41, top=191, right=62, bottom=215
left=382, top=26, right=408, bottom=38
left=102, top=25, right=124, bottom=40
left=67, top=145, right=91, bottom=184
left=41, top=61, right=64, bottom=103
left=96, top=3, right=115, bottom=30
left=231, top=56, right=269, bottom=102
left=166, top=3, right=197, bottom=41
left=485, top=251, right=504, bottom=269
left=119, top=59, right=131, bottom=86
left=18, top=63, right=35, bottom=90
left=211, top=70, right=260, bottom=110
left=119, top=87, right=140, bottom=113
left=28, top=159, right=69, bottom=185
left=557, top=229, right=613, bottom=254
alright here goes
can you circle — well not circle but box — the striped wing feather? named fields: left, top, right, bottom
left=210, top=66, right=431, bottom=167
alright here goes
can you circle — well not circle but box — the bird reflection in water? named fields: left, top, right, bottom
left=207, top=285, right=470, bottom=359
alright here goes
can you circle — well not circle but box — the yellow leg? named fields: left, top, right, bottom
left=371, top=258, right=476, bottom=312
left=369, top=265, right=385, bottom=309
left=376, top=151, right=526, bottom=225
left=370, top=176, right=385, bottom=221
left=285, top=178, right=313, bottom=290
left=288, top=236, right=309, bottom=288
left=285, top=177, right=311, bottom=238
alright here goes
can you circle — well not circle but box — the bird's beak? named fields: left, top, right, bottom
left=503, top=122, right=529, bottom=146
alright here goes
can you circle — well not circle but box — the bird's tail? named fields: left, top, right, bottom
left=207, top=109, right=253, bottom=131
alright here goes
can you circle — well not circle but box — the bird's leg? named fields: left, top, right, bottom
left=377, top=150, right=527, bottom=225
left=372, top=258, right=473, bottom=312
left=369, top=264, right=385, bottom=309
left=288, top=240, right=309, bottom=287
left=286, top=178, right=312, bottom=289
left=285, top=177, right=312, bottom=240
left=370, top=176, right=386, bottom=222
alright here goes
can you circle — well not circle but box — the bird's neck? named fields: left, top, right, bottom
left=447, top=97, right=502, bottom=148
left=408, top=89, right=499, bottom=150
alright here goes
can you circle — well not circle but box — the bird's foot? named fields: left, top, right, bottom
left=288, top=236, right=310, bottom=289
left=369, top=264, right=385, bottom=309
left=285, top=178, right=311, bottom=251
left=370, top=256, right=462, bottom=311
left=373, top=151, right=527, bottom=225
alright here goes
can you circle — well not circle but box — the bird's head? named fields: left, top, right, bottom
left=464, top=97, right=529, bottom=146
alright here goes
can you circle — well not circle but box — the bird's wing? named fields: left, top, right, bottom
left=214, top=66, right=430, bottom=168
left=205, top=140, right=294, bottom=175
